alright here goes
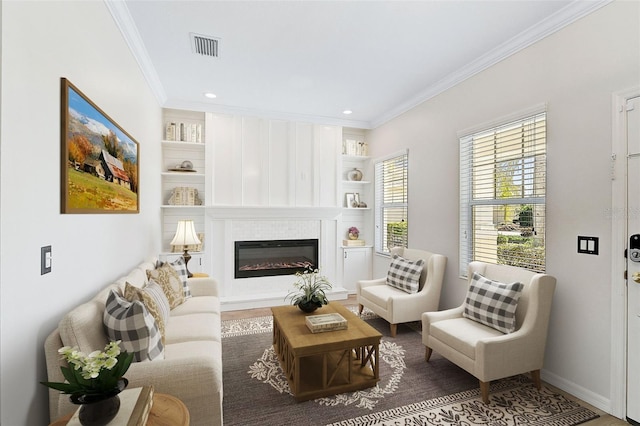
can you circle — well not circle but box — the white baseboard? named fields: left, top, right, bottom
left=541, top=369, right=613, bottom=415
left=220, top=287, right=349, bottom=312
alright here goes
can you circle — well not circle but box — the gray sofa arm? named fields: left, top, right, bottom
left=187, top=277, right=220, bottom=297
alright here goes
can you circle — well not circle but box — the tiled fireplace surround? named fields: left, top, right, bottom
left=207, top=207, right=349, bottom=311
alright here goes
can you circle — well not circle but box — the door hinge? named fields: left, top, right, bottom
left=624, top=270, right=628, bottom=280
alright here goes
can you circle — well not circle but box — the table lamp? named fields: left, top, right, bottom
left=171, top=220, right=202, bottom=278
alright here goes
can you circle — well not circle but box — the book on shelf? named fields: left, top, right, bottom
left=164, top=121, right=203, bottom=143
left=343, top=239, right=366, bottom=247
left=305, top=313, right=348, bottom=333
left=342, top=139, right=369, bottom=156
left=66, top=386, right=154, bottom=426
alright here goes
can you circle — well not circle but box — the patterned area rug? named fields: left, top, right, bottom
left=221, top=308, right=599, bottom=426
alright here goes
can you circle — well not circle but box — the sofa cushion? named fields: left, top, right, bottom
left=103, top=289, right=164, bottom=361
left=463, top=272, right=524, bottom=334
left=386, top=254, right=424, bottom=294
left=170, top=296, right=220, bottom=316
left=430, top=317, right=503, bottom=360
left=59, top=300, right=109, bottom=354
left=360, top=284, right=405, bottom=309
left=165, top=313, right=221, bottom=344
left=124, top=281, right=170, bottom=343
left=146, top=263, right=185, bottom=309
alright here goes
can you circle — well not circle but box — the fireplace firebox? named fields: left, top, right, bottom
left=234, top=239, right=319, bottom=279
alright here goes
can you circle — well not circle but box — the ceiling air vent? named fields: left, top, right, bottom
left=190, top=33, right=220, bottom=58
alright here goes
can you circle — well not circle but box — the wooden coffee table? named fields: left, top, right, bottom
left=271, top=302, right=382, bottom=401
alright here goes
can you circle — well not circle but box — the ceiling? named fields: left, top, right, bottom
left=110, top=1, right=608, bottom=129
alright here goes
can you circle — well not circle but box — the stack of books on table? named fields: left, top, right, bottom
left=67, top=385, right=154, bottom=426
left=343, top=239, right=366, bottom=247
left=305, top=313, right=348, bottom=333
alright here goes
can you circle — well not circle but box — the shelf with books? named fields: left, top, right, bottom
left=161, top=109, right=207, bottom=259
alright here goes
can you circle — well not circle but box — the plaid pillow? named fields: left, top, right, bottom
left=104, top=289, right=164, bottom=361
left=463, top=272, right=524, bottom=334
left=170, top=257, right=191, bottom=299
left=386, top=254, right=425, bottom=294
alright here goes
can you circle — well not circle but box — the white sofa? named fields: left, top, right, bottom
left=44, top=258, right=223, bottom=425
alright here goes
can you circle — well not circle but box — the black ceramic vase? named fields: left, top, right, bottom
left=71, top=378, right=127, bottom=426
left=298, top=301, right=320, bottom=313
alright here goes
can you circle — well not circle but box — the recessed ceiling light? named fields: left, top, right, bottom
left=343, top=110, right=353, bottom=115
left=204, top=92, right=217, bottom=99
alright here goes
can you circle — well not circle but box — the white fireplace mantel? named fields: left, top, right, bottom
left=205, top=205, right=348, bottom=311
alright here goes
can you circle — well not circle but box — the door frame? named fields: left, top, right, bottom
left=611, top=86, right=640, bottom=418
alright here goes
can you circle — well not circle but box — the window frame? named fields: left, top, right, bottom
left=374, top=150, right=409, bottom=256
left=459, top=106, right=547, bottom=277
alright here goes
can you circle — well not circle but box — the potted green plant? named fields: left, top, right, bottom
left=41, top=341, right=133, bottom=426
left=286, top=267, right=332, bottom=313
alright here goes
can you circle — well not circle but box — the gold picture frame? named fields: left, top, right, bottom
left=60, top=78, right=139, bottom=213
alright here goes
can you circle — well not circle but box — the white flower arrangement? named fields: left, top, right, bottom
left=41, top=341, right=133, bottom=398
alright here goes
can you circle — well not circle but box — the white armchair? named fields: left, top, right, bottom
left=357, top=247, right=447, bottom=337
left=422, top=261, right=556, bottom=404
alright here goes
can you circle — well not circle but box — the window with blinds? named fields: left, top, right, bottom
left=374, top=151, right=408, bottom=255
left=460, top=111, right=546, bottom=276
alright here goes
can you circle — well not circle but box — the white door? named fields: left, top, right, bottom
left=627, top=96, right=640, bottom=423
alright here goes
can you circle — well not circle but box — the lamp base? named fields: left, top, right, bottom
left=182, top=250, right=193, bottom=278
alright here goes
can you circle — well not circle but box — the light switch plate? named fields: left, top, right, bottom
left=41, top=245, right=52, bottom=275
left=577, top=236, right=598, bottom=255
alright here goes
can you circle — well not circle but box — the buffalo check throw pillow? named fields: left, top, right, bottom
left=386, top=254, right=425, bottom=294
left=463, top=272, right=524, bottom=334
left=104, top=289, right=164, bottom=361
left=170, top=257, right=191, bottom=299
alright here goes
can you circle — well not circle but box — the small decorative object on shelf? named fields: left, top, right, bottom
left=345, top=192, right=360, bottom=208
left=41, top=341, right=133, bottom=426
left=168, top=187, right=202, bottom=206
left=343, top=239, right=366, bottom=246
left=168, top=160, right=196, bottom=173
left=347, top=168, right=363, bottom=181
left=348, top=226, right=360, bottom=240
left=286, top=267, right=332, bottom=313
left=358, top=201, right=368, bottom=208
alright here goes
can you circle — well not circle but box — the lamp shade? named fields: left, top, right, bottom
left=170, top=220, right=202, bottom=247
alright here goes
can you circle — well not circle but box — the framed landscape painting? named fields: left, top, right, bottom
left=60, top=78, right=139, bottom=213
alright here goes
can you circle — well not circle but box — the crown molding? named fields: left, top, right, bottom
left=164, top=99, right=372, bottom=129
left=104, top=0, right=167, bottom=105
left=370, top=0, right=613, bottom=129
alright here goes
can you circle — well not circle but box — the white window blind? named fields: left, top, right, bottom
left=375, top=151, right=408, bottom=255
left=460, top=112, right=546, bottom=276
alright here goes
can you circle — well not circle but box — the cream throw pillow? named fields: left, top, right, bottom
left=124, top=281, right=170, bottom=343
left=146, top=263, right=185, bottom=309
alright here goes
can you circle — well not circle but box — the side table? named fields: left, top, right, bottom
left=50, top=393, right=189, bottom=426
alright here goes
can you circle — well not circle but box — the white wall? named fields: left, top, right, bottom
left=367, top=1, right=639, bottom=414
left=0, top=1, right=161, bottom=424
